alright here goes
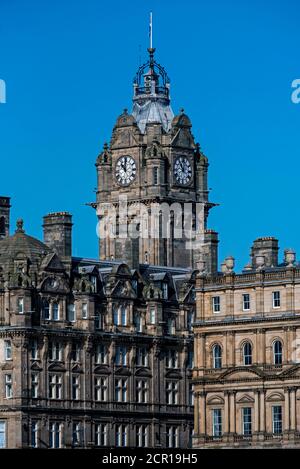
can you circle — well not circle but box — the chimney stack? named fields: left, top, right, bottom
left=43, top=212, right=73, bottom=258
left=203, top=230, right=219, bottom=275
left=0, top=196, right=11, bottom=239
left=251, top=237, right=279, bottom=268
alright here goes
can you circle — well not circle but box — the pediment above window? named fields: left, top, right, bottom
left=48, top=362, right=66, bottom=372
left=165, top=370, right=182, bottom=380
left=266, top=392, right=284, bottom=402
left=114, top=367, right=131, bottom=376
left=236, top=394, right=255, bottom=404
left=207, top=395, right=225, bottom=405
left=30, top=362, right=42, bottom=371
left=94, top=365, right=111, bottom=375
left=135, top=367, right=152, bottom=378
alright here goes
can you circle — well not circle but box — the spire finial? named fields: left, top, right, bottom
left=16, top=218, right=25, bottom=233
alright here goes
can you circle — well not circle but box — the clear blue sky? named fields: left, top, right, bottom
left=1, top=0, right=299, bottom=271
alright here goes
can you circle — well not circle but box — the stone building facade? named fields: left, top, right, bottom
left=0, top=46, right=218, bottom=448
left=193, top=238, right=300, bottom=448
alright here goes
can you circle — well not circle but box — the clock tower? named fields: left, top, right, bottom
left=95, top=47, right=218, bottom=272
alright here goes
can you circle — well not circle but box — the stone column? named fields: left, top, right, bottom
left=259, top=391, right=265, bottom=433
left=254, top=391, right=260, bottom=433
left=224, top=391, right=230, bottom=434
left=199, top=392, right=206, bottom=435
left=284, top=388, right=290, bottom=432
left=229, top=392, right=236, bottom=433
left=290, top=387, right=296, bottom=431
left=194, top=392, right=200, bottom=435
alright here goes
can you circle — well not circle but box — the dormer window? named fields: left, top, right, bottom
left=162, top=283, right=168, bottom=300
left=90, top=276, right=97, bottom=292
left=42, top=300, right=50, bottom=320
left=132, top=279, right=138, bottom=294
left=53, top=302, right=59, bottom=321
left=68, top=303, right=76, bottom=322
left=134, top=313, right=142, bottom=333
left=167, top=318, right=176, bottom=335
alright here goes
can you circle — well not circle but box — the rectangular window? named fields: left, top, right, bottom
left=115, top=378, right=128, bottom=402
left=115, top=346, right=127, bottom=366
left=72, top=375, right=80, bottom=400
left=4, top=340, right=12, bottom=360
left=273, top=291, right=281, bottom=308
left=187, top=310, right=194, bottom=332
left=113, top=306, right=119, bottom=326
left=71, top=343, right=80, bottom=362
left=212, top=409, right=222, bottom=437
left=187, top=351, right=194, bottom=369
left=52, top=302, right=59, bottom=321
left=134, top=313, right=142, bottom=333
left=95, top=344, right=108, bottom=365
left=166, top=381, right=178, bottom=405
left=48, top=342, right=61, bottom=361
left=5, top=374, right=12, bottom=399
left=30, top=339, right=38, bottom=360
left=49, top=422, right=62, bottom=449
left=153, top=167, right=158, bottom=185
left=82, top=303, right=88, bottom=319
left=49, top=374, right=62, bottom=399
left=31, top=373, right=38, bottom=398
left=167, top=318, right=175, bottom=335
left=136, top=347, right=148, bottom=367
left=95, top=423, right=107, bottom=447
left=115, top=424, right=128, bottom=447
left=149, top=307, right=156, bottom=325
left=136, top=379, right=148, bottom=403
left=18, top=297, right=24, bottom=314
left=136, top=425, right=149, bottom=448
left=121, top=306, right=127, bottom=326
left=189, top=384, right=194, bottom=406
left=242, top=407, right=252, bottom=436
left=0, top=421, right=6, bottom=448
left=162, top=283, right=168, bottom=299
left=242, top=294, right=250, bottom=311
left=31, top=421, right=38, bottom=448
left=166, top=350, right=178, bottom=368
left=72, top=422, right=81, bottom=446
left=166, top=426, right=179, bottom=448
left=68, top=303, right=76, bottom=322
left=95, top=377, right=108, bottom=402
left=272, top=406, right=282, bottom=434
left=212, top=296, right=220, bottom=313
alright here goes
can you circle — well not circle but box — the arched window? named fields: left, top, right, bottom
left=273, top=340, right=283, bottom=365
left=43, top=300, right=50, bottom=320
left=213, top=344, right=222, bottom=369
left=0, top=217, right=5, bottom=236
left=52, top=302, right=59, bottom=321
left=243, top=342, right=252, bottom=366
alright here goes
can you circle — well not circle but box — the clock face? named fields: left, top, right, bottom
left=115, top=156, right=137, bottom=186
left=174, top=156, right=192, bottom=185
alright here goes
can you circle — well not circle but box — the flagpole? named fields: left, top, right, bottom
left=150, top=12, right=153, bottom=49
